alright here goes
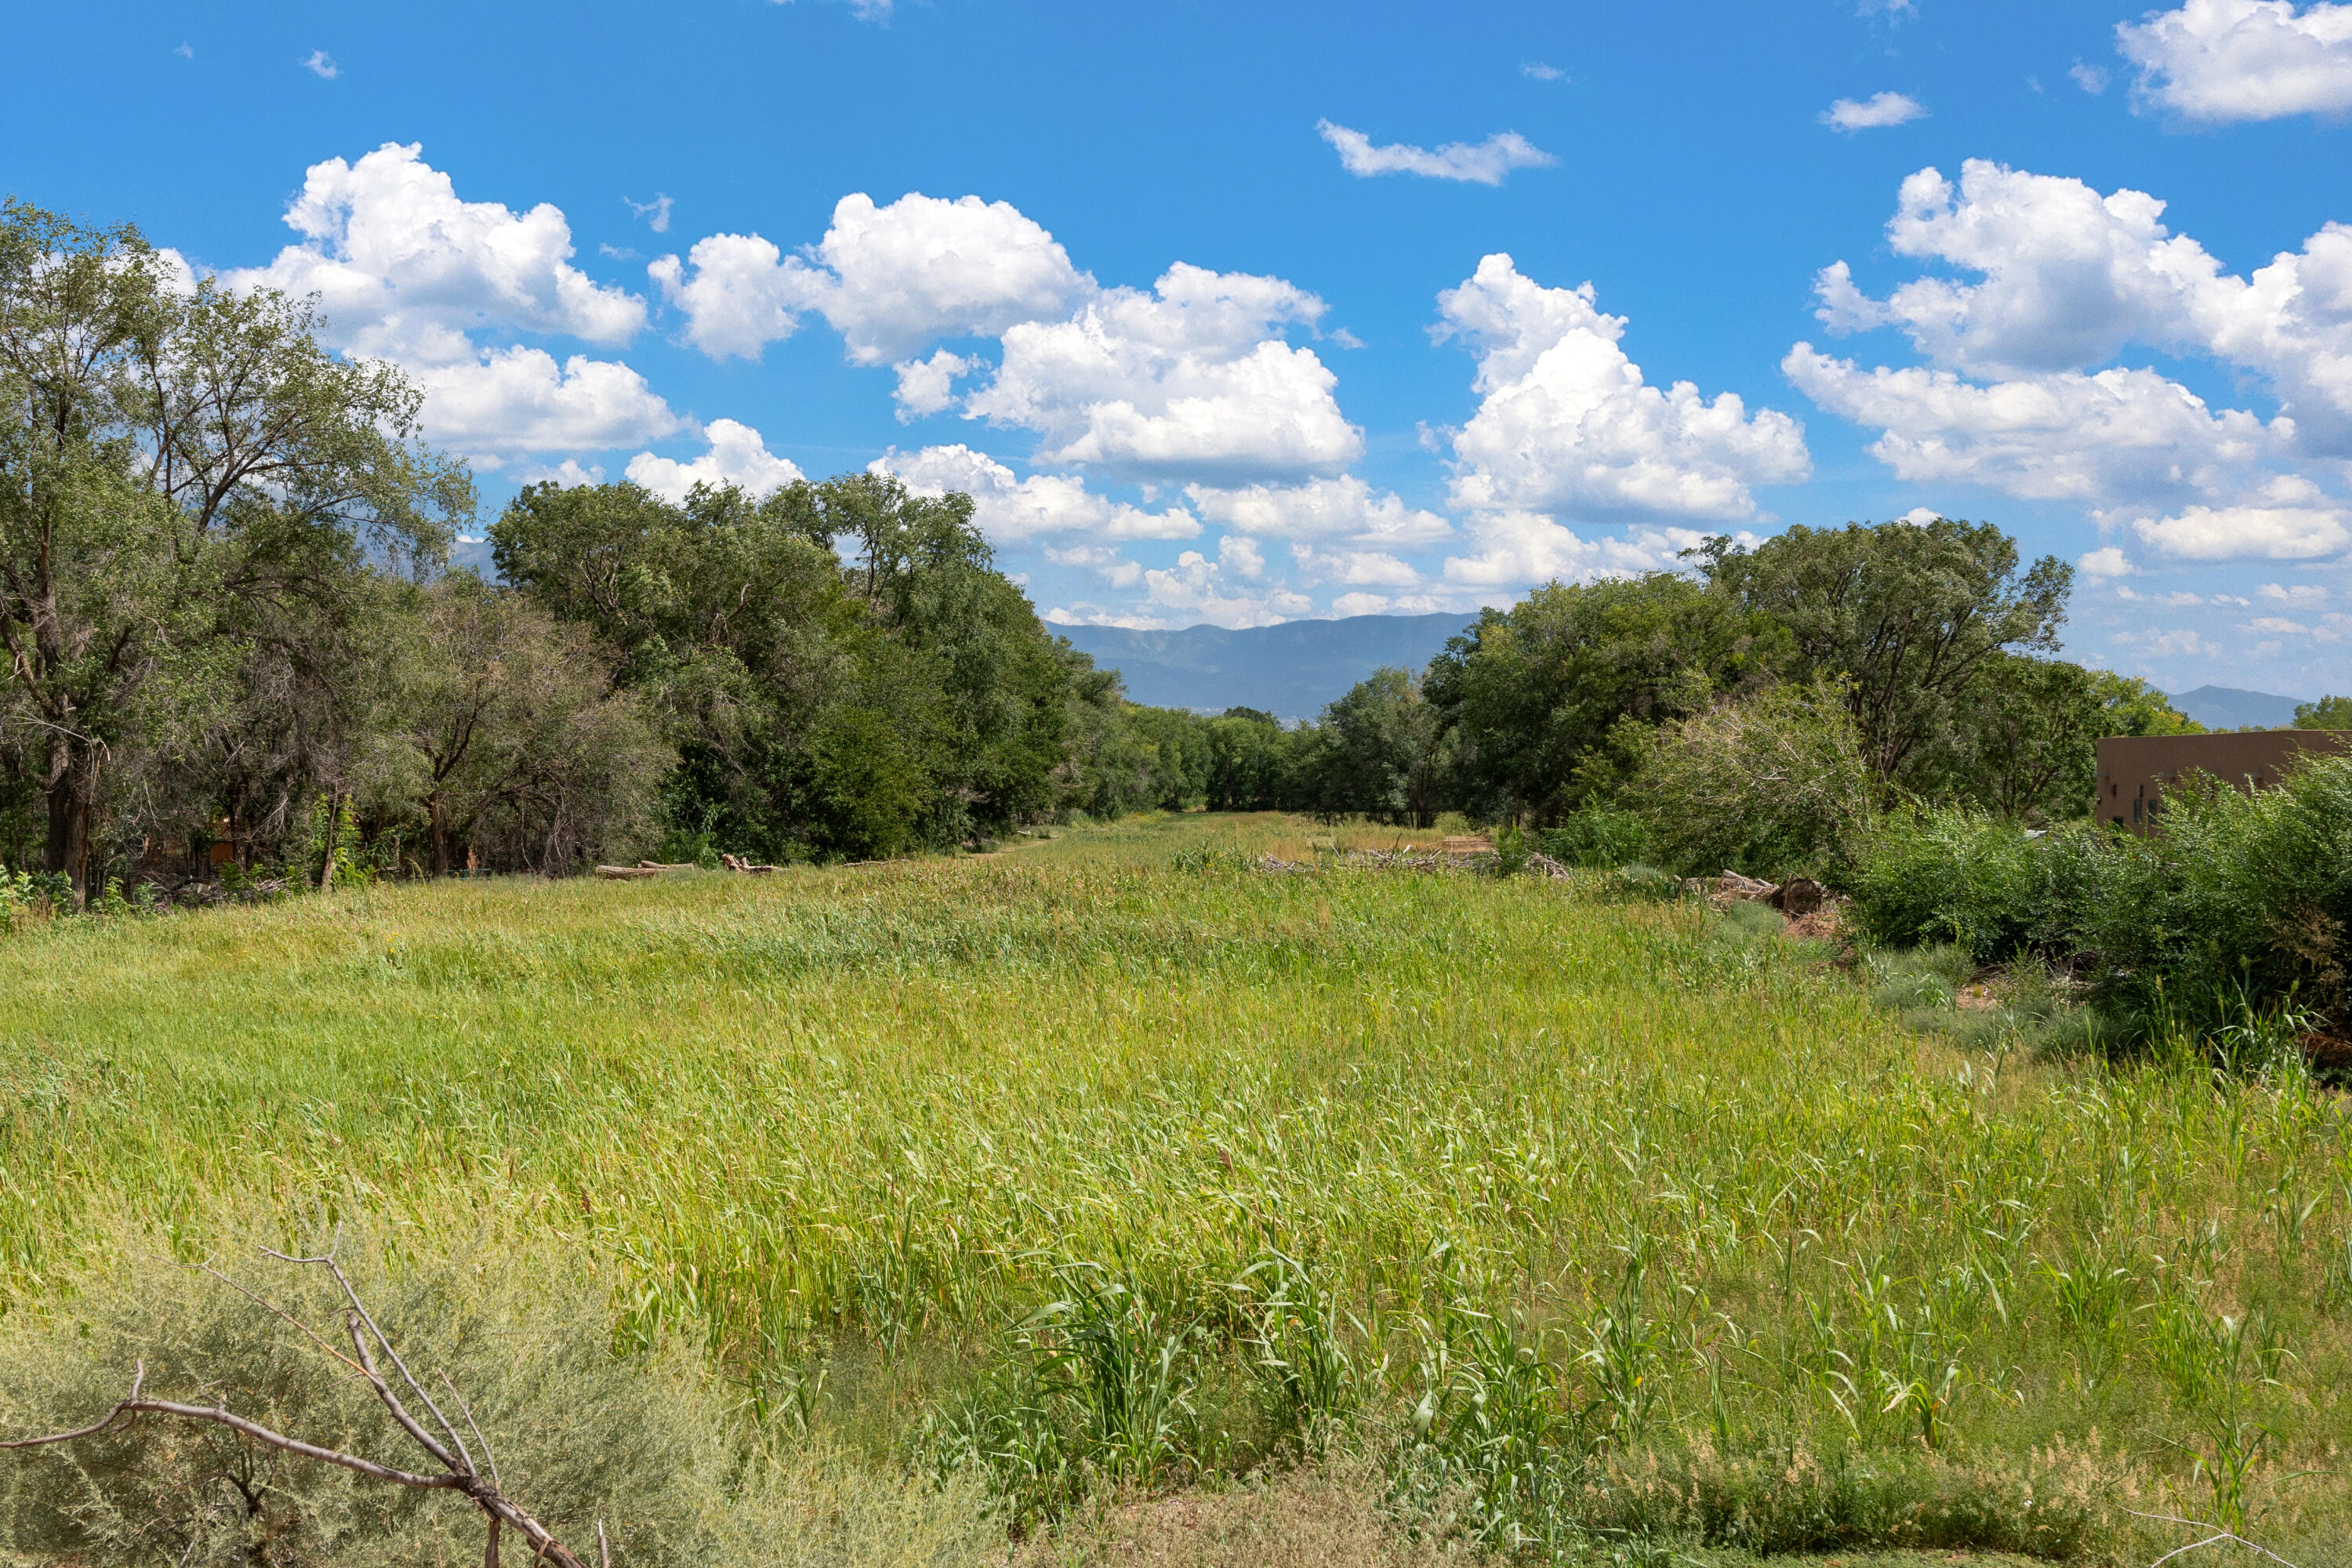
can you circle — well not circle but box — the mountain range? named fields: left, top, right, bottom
left=1058, top=615, right=2320, bottom=729
left=1057, top=612, right=1472, bottom=720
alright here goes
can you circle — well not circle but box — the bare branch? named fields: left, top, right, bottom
left=2127, top=1510, right=2303, bottom=1568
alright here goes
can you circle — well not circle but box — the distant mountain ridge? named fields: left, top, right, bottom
left=1057, top=612, right=1473, bottom=720
left=2165, top=685, right=2310, bottom=731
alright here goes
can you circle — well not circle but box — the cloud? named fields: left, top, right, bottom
left=2129, top=497, right=2351, bottom=559
left=2071, top=60, right=2112, bottom=93
left=624, top=419, right=805, bottom=503
left=626, top=194, right=673, bottom=234
left=1138, top=547, right=1312, bottom=629
left=2081, top=545, right=2136, bottom=576
left=1289, top=542, right=1421, bottom=588
left=303, top=49, right=338, bottom=79
left=412, top=348, right=681, bottom=461
left=893, top=350, right=975, bottom=419
left=967, top=263, right=1359, bottom=482
left=514, top=459, right=607, bottom=489
left=1183, top=475, right=1452, bottom=545
left=1439, top=254, right=1810, bottom=521
left=1044, top=543, right=1144, bottom=588
left=1782, top=349, right=2287, bottom=506
left=2118, top=0, right=2352, bottom=122
left=877, top=445, right=1200, bottom=544
left=1795, top=158, right=2352, bottom=561
left=226, top=143, right=648, bottom=364
left=1439, top=512, right=1731, bottom=590
left=1316, top=121, right=1557, bottom=185
left=2262, top=580, right=2328, bottom=601
left=1522, top=61, right=1568, bottom=82
left=2248, top=615, right=2314, bottom=633
left=647, top=234, right=822, bottom=361
left=654, top=191, right=1087, bottom=365
left=1820, top=92, right=1929, bottom=130
left=219, top=144, right=673, bottom=463
left=174, top=42, right=193, bottom=59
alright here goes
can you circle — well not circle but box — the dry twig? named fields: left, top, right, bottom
left=0, top=1241, right=593, bottom=1568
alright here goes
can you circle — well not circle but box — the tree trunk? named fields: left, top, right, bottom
left=428, top=795, right=452, bottom=879
left=318, top=789, right=343, bottom=891
left=43, top=741, right=101, bottom=906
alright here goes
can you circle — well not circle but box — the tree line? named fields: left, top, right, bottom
left=6, top=196, right=2339, bottom=906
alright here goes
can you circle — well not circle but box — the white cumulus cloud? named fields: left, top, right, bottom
left=652, top=191, right=1087, bottom=365
left=625, top=419, right=806, bottom=503
left=303, top=49, right=338, bottom=79
left=966, top=263, right=1359, bottom=482
left=1796, top=158, right=2352, bottom=562
left=413, top=348, right=680, bottom=463
left=1438, top=254, right=1811, bottom=522
left=227, top=143, right=646, bottom=363
left=1820, top=92, right=1929, bottom=130
left=877, top=445, right=1200, bottom=545
left=2118, top=0, right=2352, bottom=122
left=1183, top=475, right=1451, bottom=545
left=1139, top=546, right=1312, bottom=629
left=1316, top=120, right=1556, bottom=185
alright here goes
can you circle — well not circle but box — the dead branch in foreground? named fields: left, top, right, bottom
left=2129, top=1510, right=2301, bottom=1568
left=0, top=1236, right=598, bottom=1568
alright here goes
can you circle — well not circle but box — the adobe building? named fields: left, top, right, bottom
left=2094, top=730, right=2352, bottom=833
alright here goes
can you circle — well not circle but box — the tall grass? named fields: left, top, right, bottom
left=2, top=811, right=2350, bottom=1559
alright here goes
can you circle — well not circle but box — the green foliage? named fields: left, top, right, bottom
left=1917, top=655, right=2201, bottom=822
left=1855, top=753, right=2352, bottom=1039
left=1531, top=800, right=1652, bottom=869
left=492, top=474, right=1084, bottom=862
left=0, top=198, right=469, bottom=901
left=1849, top=808, right=2098, bottom=960
left=1624, top=681, right=1877, bottom=880
left=1424, top=573, right=1766, bottom=823
left=0, top=1216, right=996, bottom=1567
left=1298, top=667, right=1448, bottom=827
left=1693, top=517, right=2071, bottom=790
left=14, top=816, right=2352, bottom=1555
left=2298, top=694, right=2352, bottom=730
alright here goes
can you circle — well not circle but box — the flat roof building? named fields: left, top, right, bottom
left=2094, top=730, right=2352, bottom=833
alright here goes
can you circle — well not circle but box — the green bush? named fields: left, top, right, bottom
left=0, top=1215, right=993, bottom=1568
left=1848, top=808, right=2103, bottom=960
left=1531, top=800, right=1652, bottom=869
left=1624, top=683, right=1875, bottom=882
left=1852, top=754, right=2352, bottom=1035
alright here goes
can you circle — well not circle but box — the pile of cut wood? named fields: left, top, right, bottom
left=1686, top=869, right=1846, bottom=935
left=591, top=856, right=786, bottom=880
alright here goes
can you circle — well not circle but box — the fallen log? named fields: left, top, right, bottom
left=593, top=865, right=658, bottom=880
left=635, top=861, right=699, bottom=872
left=720, top=854, right=782, bottom=875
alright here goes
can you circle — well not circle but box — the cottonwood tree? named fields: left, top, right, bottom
left=1423, top=573, right=1772, bottom=822
left=1690, top=517, right=2071, bottom=795
left=0, top=200, right=468, bottom=898
left=492, top=473, right=1079, bottom=861
left=354, top=574, right=666, bottom=876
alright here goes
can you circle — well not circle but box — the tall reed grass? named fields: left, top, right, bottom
left=2, top=811, right=2349, bottom=1560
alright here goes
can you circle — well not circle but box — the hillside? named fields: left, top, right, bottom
left=1058, top=612, right=1472, bottom=718
left=2165, top=684, right=2309, bottom=730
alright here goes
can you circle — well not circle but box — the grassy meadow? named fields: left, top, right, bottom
left=3, top=813, right=2350, bottom=1564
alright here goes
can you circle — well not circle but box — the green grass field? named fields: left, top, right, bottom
left=2, top=814, right=2348, bottom=1565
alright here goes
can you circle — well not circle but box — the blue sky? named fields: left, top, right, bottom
left=11, top=0, right=2352, bottom=697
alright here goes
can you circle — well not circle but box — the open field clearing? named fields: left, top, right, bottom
left=3, top=814, right=2350, bottom=1564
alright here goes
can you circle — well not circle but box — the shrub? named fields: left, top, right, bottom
left=1853, top=754, right=2352, bottom=1035
left=1624, top=682, right=1875, bottom=881
left=0, top=1214, right=993, bottom=1567
left=1849, top=808, right=2104, bottom=960
left=1531, top=800, right=1651, bottom=869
